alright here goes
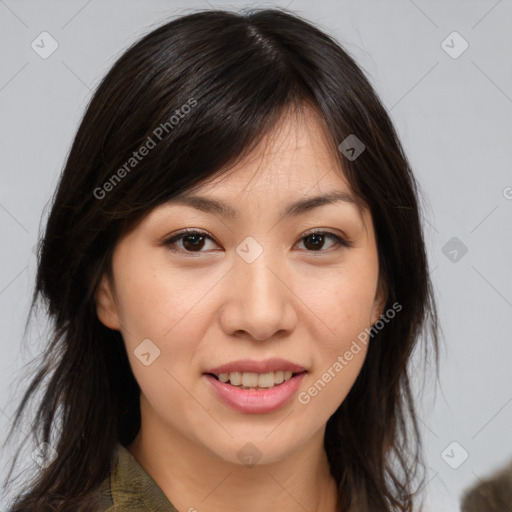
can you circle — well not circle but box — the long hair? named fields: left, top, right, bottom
left=2, top=8, right=439, bottom=512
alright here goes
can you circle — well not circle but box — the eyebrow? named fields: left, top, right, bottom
left=167, top=190, right=361, bottom=219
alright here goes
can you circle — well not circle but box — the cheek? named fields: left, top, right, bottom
left=297, top=284, right=371, bottom=422
left=295, top=259, right=377, bottom=413
left=112, top=256, right=225, bottom=408
left=305, top=261, right=379, bottom=345
left=113, top=265, right=207, bottom=412
left=113, top=254, right=215, bottom=344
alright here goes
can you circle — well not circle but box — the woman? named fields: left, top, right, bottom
left=2, top=7, right=439, bottom=512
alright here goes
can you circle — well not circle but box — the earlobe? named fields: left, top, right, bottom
left=95, top=274, right=121, bottom=330
left=370, top=281, right=387, bottom=326
left=370, top=300, right=383, bottom=326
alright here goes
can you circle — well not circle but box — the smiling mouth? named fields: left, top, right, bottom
left=207, top=370, right=306, bottom=390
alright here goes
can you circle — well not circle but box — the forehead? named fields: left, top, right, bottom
left=184, top=104, right=353, bottom=203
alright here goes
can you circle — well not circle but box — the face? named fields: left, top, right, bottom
left=95, top=105, right=385, bottom=466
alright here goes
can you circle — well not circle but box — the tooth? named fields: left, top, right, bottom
left=242, top=372, right=259, bottom=387
left=217, top=370, right=299, bottom=387
left=230, top=372, right=242, bottom=386
left=258, top=372, right=275, bottom=388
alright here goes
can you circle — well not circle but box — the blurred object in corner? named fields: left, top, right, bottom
left=460, top=459, right=512, bottom=511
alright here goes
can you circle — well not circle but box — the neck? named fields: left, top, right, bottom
left=127, top=400, right=339, bottom=512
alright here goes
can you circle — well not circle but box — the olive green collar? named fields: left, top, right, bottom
left=105, top=442, right=179, bottom=511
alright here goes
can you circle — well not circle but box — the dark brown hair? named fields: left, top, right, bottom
left=2, top=7, right=439, bottom=512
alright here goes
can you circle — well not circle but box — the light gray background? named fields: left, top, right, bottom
left=1, top=1, right=511, bottom=510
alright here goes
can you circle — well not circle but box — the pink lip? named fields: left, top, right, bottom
left=204, top=372, right=306, bottom=414
left=206, top=358, right=306, bottom=375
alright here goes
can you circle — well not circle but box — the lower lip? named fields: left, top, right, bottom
left=204, top=372, right=306, bottom=414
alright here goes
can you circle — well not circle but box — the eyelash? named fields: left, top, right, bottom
left=163, top=228, right=353, bottom=256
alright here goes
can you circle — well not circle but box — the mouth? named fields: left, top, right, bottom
left=203, top=358, right=308, bottom=413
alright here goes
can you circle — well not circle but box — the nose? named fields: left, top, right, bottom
left=217, top=243, right=297, bottom=341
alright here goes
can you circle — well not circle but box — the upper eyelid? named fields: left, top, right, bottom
left=165, top=227, right=345, bottom=240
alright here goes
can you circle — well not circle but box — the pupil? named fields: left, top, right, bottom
left=184, top=234, right=204, bottom=251
left=305, top=234, right=324, bottom=251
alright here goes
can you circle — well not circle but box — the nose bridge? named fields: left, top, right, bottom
left=222, top=234, right=295, bottom=339
left=236, top=235, right=283, bottom=306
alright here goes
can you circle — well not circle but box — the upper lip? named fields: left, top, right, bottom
left=206, top=358, right=307, bottom=375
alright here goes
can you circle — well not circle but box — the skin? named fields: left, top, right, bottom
left=95, top=104, right=385, bottom=512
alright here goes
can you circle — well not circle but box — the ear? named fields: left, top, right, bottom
left=370, top=279, right=387, bottom=326
left=95, top=273, right=121, bottom=330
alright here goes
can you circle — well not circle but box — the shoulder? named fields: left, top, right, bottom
left=92, top=450, right=115, bottom=511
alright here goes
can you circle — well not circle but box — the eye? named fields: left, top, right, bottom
left=163, top=229, right=218, bottom=255
left=296, top=230, right=352, bottom=252
left=163, top=229, right=352, bottom=255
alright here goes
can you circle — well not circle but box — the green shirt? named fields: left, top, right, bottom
left=96, top=442, right=179, bottom=511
